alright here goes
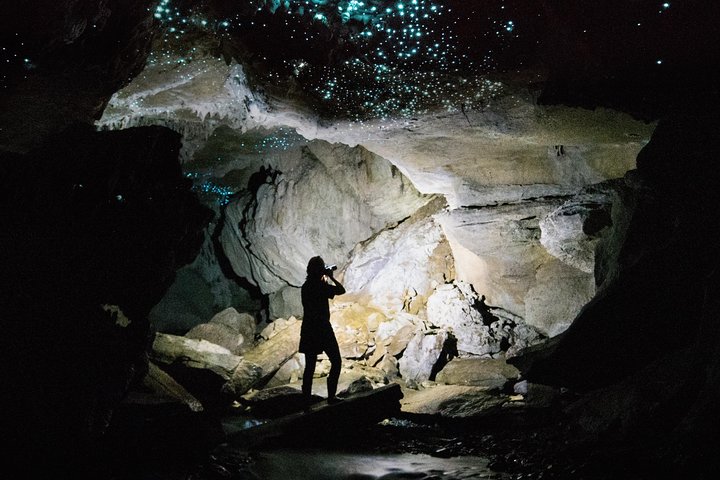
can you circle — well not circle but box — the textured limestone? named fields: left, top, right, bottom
left=150, top=333, right=243, bottom=379
left=342, top=197, right=454, bottom=316
left=400, top=384, right=507, bottom=417
left=220, top=140, right=430, bottom=301
left=539, top=190, right=615, bottom=273
left=97, top=53, right=652, bottom=343
left=435, top=357, right=521, bottom=389
left=426, top=281, right=545, bottom=357
left=398, top=330, right=450, bottom=383
left=184, top=307, right=257, bottom=355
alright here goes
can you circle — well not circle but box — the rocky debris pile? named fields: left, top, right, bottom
left=139, top=279, right=546, bottom=422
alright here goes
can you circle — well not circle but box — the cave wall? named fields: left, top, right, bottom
left=1, top=125, right=211, bottom=474
left=518, top=96, right=720, bottom=476
left=0, top=1, right=158, bottom=153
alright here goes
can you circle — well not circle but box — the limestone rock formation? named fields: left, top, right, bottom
left=99, top=57, right=267, bottom=161
left=426, top=281, right=545, bottom=357
left=150, top=229, right=261, bottom=334
left=398, top=330, right=450, bottom=383
left=151, top=333, right=243, bottom=377
left=141, top=361, right=204, bottom=412
left=400, top=384, right=507, bottom=417
left=184, top=307, right=257, bottom=355
left=539, top=189, right=614, bottom=274
left=219, top=141, right=431, bottom=310
left=342, top=196, right=454, bottom=316
left=438, top=202, right=598, bottom=338
left=435, top=357, right=520, bottom=390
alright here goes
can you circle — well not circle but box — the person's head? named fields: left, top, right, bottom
left=306, top=256, right=326, bottom=279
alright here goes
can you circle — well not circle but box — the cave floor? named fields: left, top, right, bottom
left=200, top=408, right=651, bottom=480
left=100, top=400, right=659, bottom=480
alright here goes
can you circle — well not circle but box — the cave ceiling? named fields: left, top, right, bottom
left=2, top=1, right=718, bottom=202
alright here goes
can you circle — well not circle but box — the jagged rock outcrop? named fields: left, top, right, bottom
left=219, top=140, right=430, bottom=313
left=342, top=196, right=454, bottom=316
left=438, top=202, right=596, bottom=338
left=152, top=333, right=244, bottom=376
left=436, top=357, right=521, bottom=389
left=516, top=98, right=720, bottom=476
left=141, top=361, right=204, bottom=412
left=398, top=330, right=451, bottom=383
left=539, top=189, right=614, bottom=274
left=150, top=227, right=261, bottom=334
left=400, top=384, right=508, bottom=417
left=98, top=56, right=269, bottom=161
left=185, top=307, right=257, bottom=355
left=426, top=281, right=546, bottom=357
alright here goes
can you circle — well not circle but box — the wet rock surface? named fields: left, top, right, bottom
left=93, top=390, right=677, bottom=480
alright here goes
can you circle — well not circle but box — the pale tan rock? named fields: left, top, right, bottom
left=151, top=333, right=242, bottom=378
left=342, top=199, right=453, bottom=316
left=185, top=322, right=246, bottom=355
left=142, top=361, right=204, bottom=412
left=244, top=321, right=302, bottom=382
left=209, top=307, right=257, bottom=347
left=401, top=384, right=507, bottom=417
left=398, top=330, right=449, bottom=383
left=435, top=357, right=520, bottom=389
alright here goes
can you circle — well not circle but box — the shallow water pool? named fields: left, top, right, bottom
left=240, top=449, right=507, bottom=480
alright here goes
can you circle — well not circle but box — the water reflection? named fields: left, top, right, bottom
left=242, top=449, right=507, bottom=480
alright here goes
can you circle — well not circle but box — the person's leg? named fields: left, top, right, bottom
left=302, top=353, right=317, bottom=398
left=325, top=337, right=342, bottom=400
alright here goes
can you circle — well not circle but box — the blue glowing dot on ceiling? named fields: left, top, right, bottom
left=149, top=1, right=512, bottom=119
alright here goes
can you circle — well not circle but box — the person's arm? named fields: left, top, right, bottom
left=323, top=271, right=346, bottom=296
left=331, top=276, right=346, bottom=296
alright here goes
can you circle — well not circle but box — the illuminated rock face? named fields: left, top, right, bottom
left=97, top=51, right=652, bottom=339
left=219, top=139, right=430, bottom=296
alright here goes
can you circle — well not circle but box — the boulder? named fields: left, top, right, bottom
left=140, top=361, right=204, bottom=412
left=426, top=281, right=545, bottom=357
left=398, top=330, right=450, bottom=383
left=523, top=258, right=595, bottom=338
left=151, top=333, right=242, bottom=379
left=400, top=385, right=507, bottom=417
left=269, top=286, right=303, bottom=320
left=264, top=353, right=305, bottom=388
left=437, top=201, right=601, bottom=338
left=330, top=303, right=374, bottom=359
left=183, top=307, right=257, bottom=355
left=539, top=191, right=614, bottom=274
left=185, top=322, right=246, bottom=355
left=342, top=197, right=454, bottom=315
left=436, top=202, right=561, bottom=318
left=243, top=320, right=302, bottom=384
left=373, top=313, right=418, bottom=356
left=258, top=316, right=298, bottom=340
left=378, top=355, right=401, bottom=380
left=210, top=307, right=257, bottom=344
left=436, top=357, right=520, bottom=389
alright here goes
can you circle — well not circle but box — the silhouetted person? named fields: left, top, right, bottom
left=300, top=256, right=345, bottom=405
